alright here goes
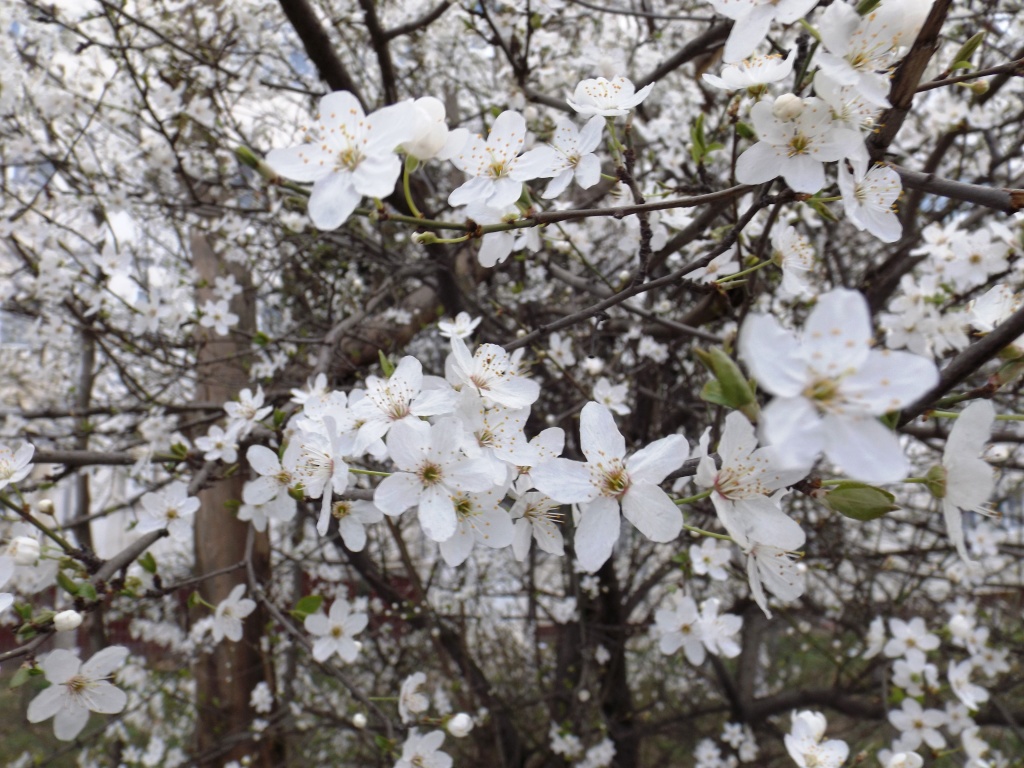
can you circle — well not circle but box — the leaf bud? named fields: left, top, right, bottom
left=695, top=347, right=759, bottom=421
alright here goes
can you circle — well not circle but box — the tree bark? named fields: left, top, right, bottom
left=190, top=231, right=279, bottom=767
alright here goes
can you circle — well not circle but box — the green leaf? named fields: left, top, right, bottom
left=139, top=551, right=157, bottom=574
left=253, top=331, right=270, bottom=347
left=291, top=595, right=323, bottom=621
left=735, top=122, right=756, bottom=141
left=57, top=572, right=79, bottom=596
left=77, top=582, right=98, bottom=601
left=378, top=350, right=395, bottom=378
left=9, top=664, right=36, bottom=688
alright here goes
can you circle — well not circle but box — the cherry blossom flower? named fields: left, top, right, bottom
left=888, top=698, right=947, bottom=752
left=448, top=110, right=543, bottom=208
left=395, top=730, right=452, bottom=768
left=244, top=444, right=297, bottom=505
left=937, top=400, right=995, bottom=563
left=0, top=441, right=34, bottom=491
left=949, top=659, right=989, bottom=711
left=517, top=115, right=604, bottom=198
left=455, top=200, right=522, bottom=268
left=771, top=224, right=815, bottom=298
left=398, top=672, right=430, bottom=723
left=708, top=0, right=818, bottom=62
left=438, top=312, right=481, bottom=340
left=225, top=386, right=272, bottom=437
left=373, top=418, right=494, bottom=542
left=838, top=157, right=903, bottom=243
left=351, top=356, right=457, bottom=455
left=304, top=598, right=368, bottom=663
left=695, top=411, right=808, bottom=544
left=438, top=485, right=515, bottom=567
left=329, top=498, right=383, bottom=552
left=593, top=378, right=630, bottom=415
left=567, top=76, right=653, bottom=116
left=27, top=646, right=129, bottom=741
left=137, top=480, right=200, bottom=541
left=266, top=91, right=418, bottom=229
left=816, top=0, right=932, bottom=107
left=738, top=288, right=939, bottom=482
left=736, top=95, right=862, bottom=193
left=510, top=491, right=565, bottom=560
left=194, top=422, right=242, bottom=464
left=690, top=538, right=730, bottom=581
left=784, top=710, right=849, bottom=768
left=884, top=617, right=940, bottom=660
left=531, top=402, right=687, bottom=572
left=655, top=594, right=742, bottom=664
left=213, top=584, right=257, bottom=643
left=702, top=49, right=797, bottom=91
left=446, top=337, right=540, bottom=408
left=198, top=298, right=238, bottom=336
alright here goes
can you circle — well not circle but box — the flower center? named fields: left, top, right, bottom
left=419, top=463, right=442, bottom=486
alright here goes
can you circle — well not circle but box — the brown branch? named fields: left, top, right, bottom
left=891, top=163, right=1024, bottom=214
left=867, top=0, right=954, bottom=160
left=899, top=301, right=1024, bottom=425
left=636, top=21, right=730, bottom=89
left=277, top=0, right=366, bottom=107
left=384, top=0, right=453, bottom=40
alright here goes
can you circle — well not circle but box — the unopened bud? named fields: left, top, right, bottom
left=352, top=712, right=367, bottom=729
left=967, top=80, right=989, bottom=96
left=9, top=536, right=40, bottom=566
left=53, top=610, right=83, bottom=632
left=412, top=231, right=440, bottom=245
left=772, top=93, right=804, bottom=121
left=819, top=482, right=899, bottom=521
left=36, top=499, right=55, bottom=515
left=448, top=712, right=474, bottom=738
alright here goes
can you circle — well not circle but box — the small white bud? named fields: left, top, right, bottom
left=577, top=689, right=591, bottom=702
left=352, top=713, right=367, bottom=729
left=772, top=93, right=804, bottom=121
left=36, top=499, right=55, bottom=515
left=9, top=536, right=40, bottom=566
left=447, top=712, right=474, bottom=738
left=582, top=356, right=605, bottom=376
left=53, top=610, right=83, bottom=632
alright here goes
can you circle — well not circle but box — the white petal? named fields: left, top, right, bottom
left=622, top=484, right=682, bottom=542
left=738, top=313, right=805, bottom=397
left=580, top=402, right=626, bottom=463
left=627, top=434, right=687, bottom=484
left=574, top=498, right=621, bottom=572
left=307, top=173, right=361, bottom=230
left=419, top=486, right=458, bottom=542
left=823, top=414, right=909, bottom=483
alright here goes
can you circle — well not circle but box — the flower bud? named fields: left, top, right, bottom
left=582, top=356, right=605, bottom=376
left=36, top=499, right=55, bottom=515
left=352, top=712, right=367, bottom=729
left=772, top=93, right=804, bottom=121
left=53, top=610, right=83, bottom=632
left=819, top=482, right=899, bottom=521
left=8, top=536, right=40, bottom=566
left=447, top=712, right=474, bottom=738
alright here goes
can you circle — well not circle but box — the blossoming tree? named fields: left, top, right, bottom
left=1, top=0, right=1023, bottom=766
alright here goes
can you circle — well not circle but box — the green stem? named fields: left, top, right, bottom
left=716, top=260, right=772, bottom=283
left=682, top=524, right=733, bottom=542
left=349, top=468, right=392, bottom=478
left=675, top=489, right=712, bottom=505
left=0, top=493, right=76, bottom=554
left=402, top=158, right=425, bottom=220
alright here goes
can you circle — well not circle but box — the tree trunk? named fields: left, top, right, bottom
left=190, top=231, right=280, bottom=767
